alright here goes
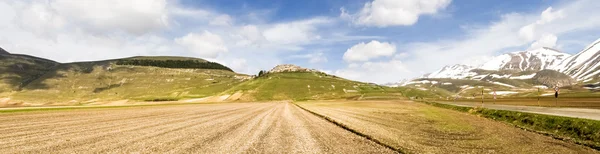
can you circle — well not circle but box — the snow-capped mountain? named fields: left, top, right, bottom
left=422, top=47, right=569, bottom=79
left=382, top=79, right=411, bottom=87
left=425, top=64, right=476, bottom=79
left=480, top=47, right=570, bottom=71
left=413, top=37, right=600, bottom=85
left=552, top=38, right=600, bottom=81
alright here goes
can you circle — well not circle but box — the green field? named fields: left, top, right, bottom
left=224, top=72, right=405, bottom=101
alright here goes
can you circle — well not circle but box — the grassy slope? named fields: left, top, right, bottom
left=0, top=54, right=59, bottom=96
left=409, top=77, right=600, bottom=98
left=124, top=56, right=209, bottom=62
left=6, top=57, right=248, bottom=104
left=224, top=72, right=404, bottom=101
left=424, top=101, right=600, bottom=150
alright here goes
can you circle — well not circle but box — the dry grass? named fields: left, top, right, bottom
left=297, top=100, right=597, bottom=153
left=438, top=97, right=600, bottom=109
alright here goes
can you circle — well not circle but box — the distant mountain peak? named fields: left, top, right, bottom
left=268, top=64, right=320, bottom=73
left=425, top=64, right=476, bottom=79
left=553, top=38, right=600, bottom=81
left=480, top=47, right=570, bottom=71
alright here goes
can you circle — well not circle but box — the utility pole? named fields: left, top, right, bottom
left=481, top=88, right=484, bottom=107
left=554, top=86, right=559, bottom=107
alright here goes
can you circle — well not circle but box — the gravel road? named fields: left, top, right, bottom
left=0, top=102, right=394, bottom=153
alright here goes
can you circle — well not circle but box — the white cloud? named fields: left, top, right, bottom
left=343, top=40, right=396, bottom=62
left=343, top=0, right=451, bottom=27
left=334, top=0, right=600, bottom=83
left=262, top=17, right=330, bottom=44
left=529, top=33, right=558, bottom=49
left=538, top=7, right=565, bottom=24
left=518, top=24, right=536, bottom=41
left=0, top=0, right=302, bottom=75
left=0, top=1, right=179, bottom=62
left=519, top=7, right=565, bottom=42
left=52, top=0, right=169, bottom=35
left=175, top=31, right=228, bottom=58
left=236, top=25, right=263, bottom=46
left=13, top=1, right=66, bottom=37
left=335, top=60, right=410, bottom=83
left=210, top=14, right=233, bottom=26
left=290, top=52, right=328, bottom=64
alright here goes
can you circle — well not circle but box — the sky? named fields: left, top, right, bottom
left=1, top=0, right=599, bottom=84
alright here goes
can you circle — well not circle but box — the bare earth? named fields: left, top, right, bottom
left=0, top=102, right=394, bottom=153
left=438, top=101, right=600, bottom=121
left=297, top=100, right=598, bottom=154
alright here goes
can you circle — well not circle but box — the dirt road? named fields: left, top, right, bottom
left=0, top=102, right=394, bottom=153
left=438, top=101, right=600, bottom=120
left=298, top=101, right=598, bottom=153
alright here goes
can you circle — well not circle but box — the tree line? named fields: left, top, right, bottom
left=116, top=59, right=233, bottom=72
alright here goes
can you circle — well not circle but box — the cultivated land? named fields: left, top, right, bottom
left=297, top=100, right=598, bottom=153
left=0, top=102, right=394, bottom=153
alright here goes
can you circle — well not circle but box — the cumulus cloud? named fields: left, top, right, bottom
left=262, top=17, right=331, bottom=44
left=235, top=25, right=263, bottom=46
left=343, top=0, right=451, bottom=27
left=210, top=14, right=233, bottom=26
left=538, top=7, right=565, bottom=24
left=13, top=1, right=66, bottom=37
left=529, top=33, right=558, bottom=49
left=0, top=1, right=178, bottom=62
left=334, top=0, right=600, bottom=83
left=519, top=7, right=565, bottom=43
left=343, top=40, right=396, bottom=62
left=175, top=31, right=228, bottom=58
left=52, top=0, right=169, bottom=35
left=334, top=60, right=410, bottom=83
left=289, top=52, right=328, bottom=64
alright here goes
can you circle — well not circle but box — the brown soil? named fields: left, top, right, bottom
left=0, top=102, right=393, bottom=153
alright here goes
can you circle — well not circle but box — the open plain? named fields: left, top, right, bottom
left=0, top=102, right=393, bottom=153
left=0, top=101, right=597, bottom=153
left=297, top=100, right=598, bottom=153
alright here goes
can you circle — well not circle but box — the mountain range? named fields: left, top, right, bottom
left=384, top=38, right=600, bottom=98
left=0, top=49, right=404, bottom=106
left=421, top=38, right=600, bottom=83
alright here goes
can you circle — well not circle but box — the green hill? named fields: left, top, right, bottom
left=1, top=53, right=248, bottom=106
left=222, top=71, right=406, bottom=101
left=0, top=53, right=59, bottom=96
left=0, top=51, right=426, bottom=106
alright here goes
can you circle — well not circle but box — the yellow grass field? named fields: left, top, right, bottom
left=296, top=100, right=597, bottom=153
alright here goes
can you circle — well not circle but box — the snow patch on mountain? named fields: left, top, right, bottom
left=480, top=47, right=570, bottom=71
left=491, top=82, right=516, bottom=88
left=425, top=64, right=476, bottom=79
left=509, top=73, right=536, bottom=79
left=421, top=47, right=570, bottom=80
left=552, top=38, right=600, bottom=81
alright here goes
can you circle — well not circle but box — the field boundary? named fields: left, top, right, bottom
left=292, top=102, right=405, bottom=154
left=422, top=101, right=600, bottom=151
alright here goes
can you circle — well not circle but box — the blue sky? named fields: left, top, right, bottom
left=1, top=0, right=599, bottom=83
